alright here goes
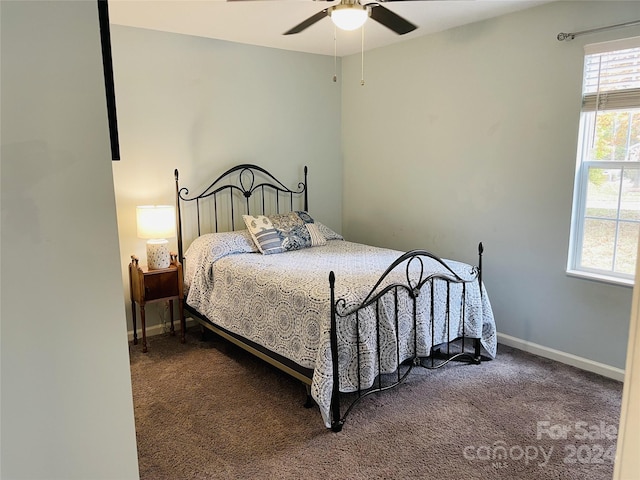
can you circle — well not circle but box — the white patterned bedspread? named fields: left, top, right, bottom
left=184, top=233, right=497, bottom=428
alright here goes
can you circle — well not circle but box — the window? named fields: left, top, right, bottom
left=568, top=38, right=640, bottom=285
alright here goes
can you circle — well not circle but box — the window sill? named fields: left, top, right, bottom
left=566, top=269, right=634, bottom=288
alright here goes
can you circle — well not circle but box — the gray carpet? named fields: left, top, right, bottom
left=130, top=328, right=622, bottom=479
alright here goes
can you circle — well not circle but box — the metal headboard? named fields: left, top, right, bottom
left=174, top=164, right=308, bottom=263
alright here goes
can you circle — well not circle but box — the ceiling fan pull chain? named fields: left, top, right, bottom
left=333, top=25, right=338, bottom=83
left=361, top=24, right=365, bottom=86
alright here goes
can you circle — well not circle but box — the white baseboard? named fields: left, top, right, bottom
left=127, top=317, right=197, bottom=342
left=498, top=332, right=625, bottom=382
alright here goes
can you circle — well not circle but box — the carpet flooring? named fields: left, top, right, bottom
left=130, top=328, right=623, bottom=480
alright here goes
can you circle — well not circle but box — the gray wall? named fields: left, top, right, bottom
left=110, top=26, right=343, bottom=333
left=1, top=1, right=139, bottom=478
left=341, top=1, right=640, bottom=369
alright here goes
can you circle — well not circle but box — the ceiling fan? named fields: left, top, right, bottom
left=284, top=0, right=419, bottom=36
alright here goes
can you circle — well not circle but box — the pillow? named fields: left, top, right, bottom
left=242, top=211, right=327, bottom=255
left=183, top=230, right=258, bottom=292
left=315, top=221, right=343, bottom=241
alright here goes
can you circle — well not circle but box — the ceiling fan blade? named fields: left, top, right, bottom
left=284, top=9, right=329, bottom=35
left=369, top=4, right=417, bottom=34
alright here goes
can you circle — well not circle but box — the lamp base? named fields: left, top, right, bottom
left=146, top=239, right=170, bottom=270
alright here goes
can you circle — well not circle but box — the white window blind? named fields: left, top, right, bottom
left=582, top=44, right=640, bottom=111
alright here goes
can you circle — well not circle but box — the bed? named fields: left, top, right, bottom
left=175, top=164, right=496, bottom=431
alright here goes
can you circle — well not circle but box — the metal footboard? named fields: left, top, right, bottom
left=328, top=243, right=485, bottom=432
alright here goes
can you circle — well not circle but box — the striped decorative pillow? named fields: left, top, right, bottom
left=242, top=211, right=326, bottom=255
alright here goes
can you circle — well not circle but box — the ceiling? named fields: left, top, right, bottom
left=108, top=0, right=552, bottom=57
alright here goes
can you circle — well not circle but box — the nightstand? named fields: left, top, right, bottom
left=129, top=253, right=185, bottom=353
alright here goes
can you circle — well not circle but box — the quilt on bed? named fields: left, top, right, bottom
left=184, top=233, right=497, bottom=428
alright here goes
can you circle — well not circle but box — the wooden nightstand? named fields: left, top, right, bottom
left=129, top=253, right=185, bottom=353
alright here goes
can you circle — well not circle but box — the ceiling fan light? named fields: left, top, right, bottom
left=330, top=5, right=368, bottom=31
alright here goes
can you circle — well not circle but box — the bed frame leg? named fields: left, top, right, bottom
left=474, top=243, right=484, bottom=365
left=329, top=271, right=343, bottom=432
left=303, top=384, right=314, bottom=408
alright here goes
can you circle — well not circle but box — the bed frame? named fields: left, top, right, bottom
left=175, top=164, right=484, bottom=432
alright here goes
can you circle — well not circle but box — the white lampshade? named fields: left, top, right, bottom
left=137, top=205, right=175, bottom=239
left=330, top=5, right=368, bottom=31
left=136, top=205, right=176, bottom=269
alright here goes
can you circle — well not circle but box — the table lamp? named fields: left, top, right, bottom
left=136, top=205, right=176, bottom=270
